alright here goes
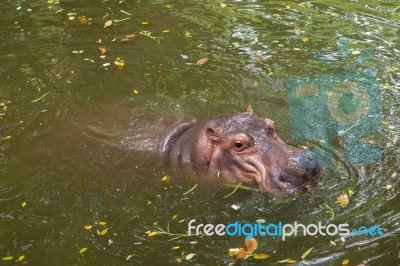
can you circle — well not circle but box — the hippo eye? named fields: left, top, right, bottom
left=233, top=141, right=245, bottom=151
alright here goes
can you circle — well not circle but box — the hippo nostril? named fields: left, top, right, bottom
left=298, top=151, right=319, bottom=168
left=287, top=161, right=298, bottom=169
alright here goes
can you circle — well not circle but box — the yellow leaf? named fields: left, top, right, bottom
left=22, top=201, right=27, bottom=207
left=288, top=259, right=297, bottom=264
left=286, top=5, right=291, bottom=9
left=253, top=253, right=269, bottom=259
left=342, top=258, right=349, bottom=265
left=148, top=231, right=157, bottom=237
left=172, top=214, right=178, bottom=219
left=162, top=29, right=171, bottom=33
left=100, top=229, right=108, bottom=235
left=141, top=21, right=149, bottom=25
left=162, top=175, right=169, bottom=181
left=336, top=193, right=349, bottom=208
left=133, top=89, right=139, bottom=95
left=299, top=3, right=306, bottom=8
left=301, top=37, right=309, bottom=43
left=176, top=258, right=182, bottom=263
left=184, top=32, right=192, bottom=38
left=4, top=136, right=12, bottom=140
left=99, top=221, right=107, bottom=226
left=79, top=247, right=88, bottom=254
left=384, top=82, right=390, bottom=88
left=301, top=247, right=314, bottom=259
left=172, top=246, right=180, bottom=250
left=348, top=189, right=355, bottom=196
left=84, top=225, right=92, bottom=230
left=78, top=16, right=88, bottom=25
left=18, top=255, right=25, bottom=262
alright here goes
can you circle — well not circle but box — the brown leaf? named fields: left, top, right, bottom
left=235, top=249, right=248, bottom=259
left=98, top=46, right=106, bottom=55
left=244, top=238, right=258, bottom=253
left=196, top=57, right=209, bottom=65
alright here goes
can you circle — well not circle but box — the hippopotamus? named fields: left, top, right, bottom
left=157, top=105, right=321, bottom=195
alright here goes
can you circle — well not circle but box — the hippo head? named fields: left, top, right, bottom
left=195, top=105, right=321, bottom=195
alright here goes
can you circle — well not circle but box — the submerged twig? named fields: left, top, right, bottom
left=182, top=184, right=198, bottom=195
left=31, top=92, right=51, bottom=102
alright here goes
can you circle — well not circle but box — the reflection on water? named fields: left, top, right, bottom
left=0, top=0, right=399, bottom=265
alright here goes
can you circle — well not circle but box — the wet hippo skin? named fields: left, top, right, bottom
left=157, top=105, right=321, bottom=195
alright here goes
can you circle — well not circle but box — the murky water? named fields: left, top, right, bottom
left=1, top=0, right=399, bottom=265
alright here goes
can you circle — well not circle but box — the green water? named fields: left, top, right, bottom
left=0, top=0, right=399, bottom=265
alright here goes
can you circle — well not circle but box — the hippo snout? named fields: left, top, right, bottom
left=298, top=151, right=319, bottom=168
left=287, top=151, right=319, bottom=170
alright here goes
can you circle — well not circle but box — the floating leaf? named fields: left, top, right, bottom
left=230, top=204, right=240, bottom=210
left=301, top=247, right=314, bottom=259
left=104, top=20, right=112, bottom=27
left=391, top=172, right=397, bottom=178
left=172, top=214, right=178, bottom=219
left=342, top=258, right=349, bottom=265
left=133, top=89, right=139, bottom=95
left=84, top=225, right=92, bottom=230
left=141, top=21, right=149, bottom=25
left=120, top=10, right=132, bottom=16
left=330, top=240, right=336, bottom=246
left=244, top=238, right=258, bottom=253
left=185, top=253, right=195, bottom=260
left=78, top=16, right=89, bottom=25
left=22, top=201, right=27, bottom=207
left=196, top=58, right=209, bottom=65
left=162, top=29, right=171, bottom=33
left=79, top=247, right=88, bottom=254
left=253, top=253, right=269, bottom=259
left=172, top=246, right=180, bottom=250
left=162, top=175, right=169, bottom=181
left=1, top=256, right=13, bottom=261
left=99, top=221, right=107, bottom=226
left=148, top=231, right=157, bottom=237
left=184, top=32, right=192, bottom=38
left=298, top=2, right=306, bottom=8
left=336, top=193, right=349, bottom=208
left=98, top=46, right=106, bottom=55
left=383, top=184, right=392, bottom=190
left=301, top=37, right=309, bottom=43
left=4, top=136, right=11, bottom=140
left=348, top=189, right=355, bottom=196
left=18, top=255, right=25, bottom=262
left=100, top=228, right=108, bottom=235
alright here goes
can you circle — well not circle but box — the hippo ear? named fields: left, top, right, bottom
left=205, top=127, right=222, bottom=143
left=246, top=104, right=254, bottom=115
